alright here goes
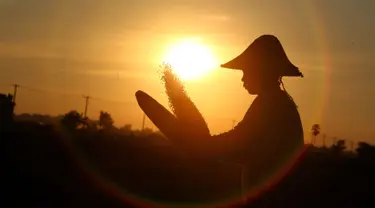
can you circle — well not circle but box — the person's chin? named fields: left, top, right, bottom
left=248, top=91, right=258, bottom=95
left=245, top=88, right=258, bottom=95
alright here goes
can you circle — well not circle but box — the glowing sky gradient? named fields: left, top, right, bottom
left=0, top=0, right=374, bottom=143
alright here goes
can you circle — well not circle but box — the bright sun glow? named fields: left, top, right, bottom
left=162, top=39, right=217, bottom=80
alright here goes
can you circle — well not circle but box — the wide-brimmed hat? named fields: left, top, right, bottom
left=221, top=35, right=303, bottom=77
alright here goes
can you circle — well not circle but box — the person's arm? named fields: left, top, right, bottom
left=173, top=120, right=247, bottom=162
left=208, top=122, right=247, bottom=162
left=207, top=100, right=269, bottom=163
left=188, top=120, right=261, bottom=163
left=182, top=99, right=265, bottom=162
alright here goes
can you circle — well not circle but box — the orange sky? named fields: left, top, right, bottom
left=0, top=0, right=374, bottom=143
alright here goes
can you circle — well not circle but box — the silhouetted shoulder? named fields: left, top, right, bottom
left=236, top=90, right=303, bottom=163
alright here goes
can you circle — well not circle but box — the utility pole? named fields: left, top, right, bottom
left=142, top=113, right=146, bottom=130
left=82, top=95, right=91, bottom=118
left=12, top=84, right=19, bottom=103
left=322, top=134, right=327, bottom=147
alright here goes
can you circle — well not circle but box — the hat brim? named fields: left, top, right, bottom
left=221, top=34, right=304, bottom=77
left=220, top=54, right=303, bottom=77
left=220, top=53, right=244, bottom=70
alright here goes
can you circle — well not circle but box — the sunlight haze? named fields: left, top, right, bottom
left=162, top=38, right=217, bottom=80
left=0, top=0, right=374, bottom=143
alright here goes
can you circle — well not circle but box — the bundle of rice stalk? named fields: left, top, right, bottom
left=160, top=64, right=211, bottom=141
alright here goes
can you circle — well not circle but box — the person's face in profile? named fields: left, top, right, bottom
left=241, top=67, right=279, bottom=95
left=241, top=68, right=261, bottom=95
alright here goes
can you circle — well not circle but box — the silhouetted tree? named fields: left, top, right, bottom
left=15, top=113, right=61, bottom=125
left=99, top=111, right=114, bottom=130
left=60, top=110, right=84, bottom=131
left=0, top=93, right=15, bottom=128
left=356, top=142, right=375, bottom=161
left=119, top=124, right=132, bottom=134
left=142, top=127, right=154, bottom=135
left=331, top=139, right=346, bottom=154
left=85, top=119, right=99, bottom=132
left=332, top=136, right=338, bottom=146
left=311, top=124, right=320, bottom=145
left=133, top=127, right=154, bottom=137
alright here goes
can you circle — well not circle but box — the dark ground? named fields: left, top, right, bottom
left=2, top=121, right=375, bottom=208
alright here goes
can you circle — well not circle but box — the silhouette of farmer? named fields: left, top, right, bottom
left=135, top=34, right=305, bottom=204
left=180, top=34, right=305, bottom=201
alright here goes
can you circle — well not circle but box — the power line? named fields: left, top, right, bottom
left=19, top=85, right=82, bottom=98
left=0, top=83, right=20, bottom=103
left=1, top=82, right=238, bottom=129
left=5, top=84, right=134, bottom=105
left=92, top=96, right=134, bottom=105
left=0, top=83, right=13, bottom=88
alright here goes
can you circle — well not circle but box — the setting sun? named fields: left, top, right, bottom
left=162, top=39, right=218, bottom=80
